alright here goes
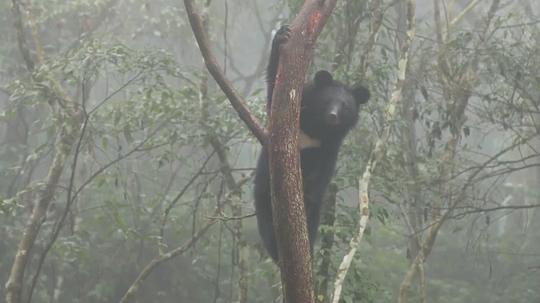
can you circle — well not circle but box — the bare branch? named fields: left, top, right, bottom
left=183, top=0, right=268, bottom=145
left=119, top=215, right=218, bottom=303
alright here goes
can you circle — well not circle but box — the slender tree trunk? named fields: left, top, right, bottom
left=6, top=122, right=79, bottom=303
left=399, top=2, right=501, bottom=301
left=6, top=2, right=84, bottom=302
left=316, top=183, right=338, bottom=302
left=331, top=0, right=416, bottom=301
left=268, top=1, right=338, bottom=302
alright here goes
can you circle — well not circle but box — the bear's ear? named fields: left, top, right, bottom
left=352, top=86, right=370, bottom=105
left=314, top=70, right=333, bottom=86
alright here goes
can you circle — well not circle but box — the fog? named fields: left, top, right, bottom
left=0, top=0, right=539, bottom=302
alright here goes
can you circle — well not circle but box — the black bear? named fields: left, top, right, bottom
left=254, top=26, right=370, bottom=262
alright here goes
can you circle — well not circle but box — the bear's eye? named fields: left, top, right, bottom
left=342, top=100, right=354, bottom=111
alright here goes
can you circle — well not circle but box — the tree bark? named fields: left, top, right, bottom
left=267, top=1, right=337, bottom=302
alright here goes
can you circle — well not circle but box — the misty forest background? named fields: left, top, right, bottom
left=1, top=0, right=539, bottom=302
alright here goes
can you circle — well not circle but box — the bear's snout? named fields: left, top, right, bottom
left=325, top=107, right=340, bottom=125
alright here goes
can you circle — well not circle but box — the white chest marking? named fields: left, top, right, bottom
left=299, top=131, right=321, bottom=149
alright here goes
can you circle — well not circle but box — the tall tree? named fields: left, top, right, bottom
left=184, top=0, right=339, bottom=301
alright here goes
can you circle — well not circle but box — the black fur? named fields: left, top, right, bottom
left=254, top=26, right=370, bottom=262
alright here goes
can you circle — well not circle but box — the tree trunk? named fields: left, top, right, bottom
left=316, top=183, right=338, bottom=302
left=6, top=122, right=79, bottom=303
left=268, top=1, right=338, bottom=302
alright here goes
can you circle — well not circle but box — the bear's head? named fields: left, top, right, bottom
left=300, top=70, right=370, bottom=143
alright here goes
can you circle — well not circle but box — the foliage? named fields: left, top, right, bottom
left=1, top=0, right=539, bottom=302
